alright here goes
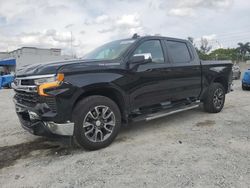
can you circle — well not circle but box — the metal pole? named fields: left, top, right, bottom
left=70, top=31, right=73, bottom=58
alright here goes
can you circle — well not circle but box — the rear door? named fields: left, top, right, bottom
left=164, top=40, right=202, bottom=101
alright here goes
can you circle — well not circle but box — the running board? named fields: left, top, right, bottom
left=132, top=102, right=200, bottom=122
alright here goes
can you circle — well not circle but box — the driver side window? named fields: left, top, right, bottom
left=133, top=40, right=164, bottom=63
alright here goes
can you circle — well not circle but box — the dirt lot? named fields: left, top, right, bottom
left=0, top=64, right=249, bottom=188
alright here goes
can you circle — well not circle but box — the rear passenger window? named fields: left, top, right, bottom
left=166, top=41, right=191, bottom=63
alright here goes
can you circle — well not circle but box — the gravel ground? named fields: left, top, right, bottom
left=0, top=64, right=249, bottom=188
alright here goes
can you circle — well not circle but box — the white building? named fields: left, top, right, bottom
left=8, top=47, right=71, bottom=69
left=0, top=47, right=72, bottom=72
left=0, top=52, right=9, bottom=59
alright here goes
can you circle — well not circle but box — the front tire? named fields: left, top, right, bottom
left=203, top=83, right=225, bottom=113
left=72, top=96, right=121, bottom=150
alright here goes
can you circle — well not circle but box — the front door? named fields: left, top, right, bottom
left=127, top=39, right=172, bottom=110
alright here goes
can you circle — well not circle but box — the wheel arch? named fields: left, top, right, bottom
left=200, top=75, right=229, bottom=101
left=213, top=76, right=228, bottom=92
left=72, top=85, right=129, bottom=123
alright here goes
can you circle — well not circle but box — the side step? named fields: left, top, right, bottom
left=132, top=102, right=201, bottom=122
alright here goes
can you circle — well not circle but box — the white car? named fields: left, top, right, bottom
left=232, top=64, right=241, bottom=80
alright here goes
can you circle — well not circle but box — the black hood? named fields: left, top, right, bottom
left=16, top=59, right=121, bottom=77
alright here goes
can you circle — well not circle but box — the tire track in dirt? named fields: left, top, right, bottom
left=0, top=138, right=75, bottom=169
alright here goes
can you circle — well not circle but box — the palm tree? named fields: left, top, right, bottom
left=237, top=42, right=250, bottom=61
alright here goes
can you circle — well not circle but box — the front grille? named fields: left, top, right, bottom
left=15, top=90, right=57, bottom=112
left=14, top=90, right=39, bottom=106
left=14, top=75, right=58, bottom=113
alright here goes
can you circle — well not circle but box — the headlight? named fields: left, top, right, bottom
left=34, top=76, right=56, bottom=85
left=37, top=73, right=64, bottom=96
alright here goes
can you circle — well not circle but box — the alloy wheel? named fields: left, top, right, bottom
left=83, top=105, right=116, bottom=142
left=213, top=88, right=224, bottom=109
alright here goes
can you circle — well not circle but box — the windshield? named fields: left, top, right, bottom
left=84, top=39, right=135, bottom=60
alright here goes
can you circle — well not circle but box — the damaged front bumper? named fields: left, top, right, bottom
left=15, top=104, right=74, bottom=136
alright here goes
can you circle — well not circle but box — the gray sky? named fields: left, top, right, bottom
left=0, top=0, right=249, bottom=56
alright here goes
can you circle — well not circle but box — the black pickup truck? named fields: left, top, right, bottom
left=13, top=35, right=233, bottom=150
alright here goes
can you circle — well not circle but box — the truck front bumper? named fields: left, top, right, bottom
left=15, top=104, right=74, bottom=136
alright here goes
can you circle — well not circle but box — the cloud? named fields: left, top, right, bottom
left=168, top=0, right=233, bottom=16
left=65, top=24, right=74, bottom=29
left=79, top=30, right=85, bottom=35
left=98, top=28, right=114, bottom=34
left=84, top=14, right=111, bottom=25
left=0, top=30, right=74, bottom=51
left=95, top=15, right=110, bottom=24
left=97, top=13, right=143, bottom=36
left=202, top=34, right=217, bottom=41
left=116, top=14, right=140, bottom=28
left=168, top=8, right=194, bottom=17
left=0, top=0, right=249, bottom=57
left=178, top=0, right=233, bottom=9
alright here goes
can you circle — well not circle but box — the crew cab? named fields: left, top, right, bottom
left=13, top=35, right=233, bottom=150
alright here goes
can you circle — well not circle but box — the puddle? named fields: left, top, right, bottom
left=196, top=120, right=215, bottom=127
left=0, top=138, right=76, bottom=169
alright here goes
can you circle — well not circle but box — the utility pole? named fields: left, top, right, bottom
left=65, top=24, right=74, bottom=58
left=70, top=31, right=73, bottom=58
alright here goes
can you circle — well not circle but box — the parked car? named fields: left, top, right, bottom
left=0, top=74, right=14, bottom=89
left=12, top=35, right=233, bottom=150
left=242, top=69, right=250, bottom=90
left=232, top=64, right=241, bottom=80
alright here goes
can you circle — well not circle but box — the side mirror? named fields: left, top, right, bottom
left=129, top=53, right=152, bottom=65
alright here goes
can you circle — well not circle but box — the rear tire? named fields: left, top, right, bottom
left=72, top=95, right=121, bottom=150
left=203, top=83, right=225, bottom=113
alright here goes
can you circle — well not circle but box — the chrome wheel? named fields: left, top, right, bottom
left=213, top=88, right=224, bottom=109
left=83, top=105, right=116, bottom=143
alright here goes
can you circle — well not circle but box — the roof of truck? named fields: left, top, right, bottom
left=129, top=34, right=189, bottom=43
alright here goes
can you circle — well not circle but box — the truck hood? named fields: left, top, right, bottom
left=16, top=59, right=121, bottom=77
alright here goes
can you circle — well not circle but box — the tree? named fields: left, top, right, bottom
left=208, top=48, right=238, bottom=61
left=200, top=38, right=212, bottom=54
left=186, top=37, right=249, bottom=61
left=237, top=42, right=250, bottom=61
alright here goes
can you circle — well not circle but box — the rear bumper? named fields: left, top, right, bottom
left=15, top=103, right=74, bottom=136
